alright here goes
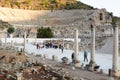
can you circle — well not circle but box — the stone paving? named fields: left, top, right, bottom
left=40, top=59, right=108, bottom=80
left=29, top=54, right=119, bottom=80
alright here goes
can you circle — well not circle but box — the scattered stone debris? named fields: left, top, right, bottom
left=61, top=57, right=69, bottom=64
left=0, top=50, right=88, bottom=80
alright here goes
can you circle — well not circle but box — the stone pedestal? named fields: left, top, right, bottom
left=87, top=61, right=97, bottom=71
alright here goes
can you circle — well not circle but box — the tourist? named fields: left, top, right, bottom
left=71, top=52, right=75, bottom=63
left=38, top=44, right=42, bottom=49
left=61, top=46, right=64, bottom=53
left=36, top=44, right=39, bottom=49
left=59, top=44, right=62, bottom=49
left=84, top=50, right=88, bottom=62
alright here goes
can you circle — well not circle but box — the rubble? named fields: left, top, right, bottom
left=0, top=50, right=87, bottom=80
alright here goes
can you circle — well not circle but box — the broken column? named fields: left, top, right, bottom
left=24, top=32, right=26, bottom=52
left=74, top=29, right=79, bottom=62
left=112, top=24, right=120, bottom=76
left=73, top=29, right=80, bottom=68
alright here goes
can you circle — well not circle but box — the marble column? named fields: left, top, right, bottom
left=74, top=29, right=79, bottom=61
left=35, top=32, right=37, bottom=44
left=90, top=24, right=95, bottom=63
left=1, top=31, right=3, bottom=47
left=5, top=32, right=7, bottom=45
left=62, top=38, right=64, bottom=48
left=24, top=32, right=26, bottom=52
left=112, top=26, right=119, bottom=72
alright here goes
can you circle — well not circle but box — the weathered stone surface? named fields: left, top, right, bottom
left=80, top=78, right=84, bottom=80
left=16, top=72, right=23, bottom=80
left=74, top=62, right=81, bottom=68
left=52, top=55, right=58, bottom=61
left=51, top=77, right=57, bottom=80
left=43, top=54, right=48, bottom=59
left=61, top=57, right=69, bottom=64
left=108, top=77, right=115, bottom=80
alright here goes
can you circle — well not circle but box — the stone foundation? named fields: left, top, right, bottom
left=111, top=70, right=120, bottom=77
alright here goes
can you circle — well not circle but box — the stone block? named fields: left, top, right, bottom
left=74, top=62, right=81, bottom=68
left=61, top=57, right=69, bottom=64
left=72, top=66, right=75, bottom=70
left=52, top=55, right=58, bottom=61
left=43, top=54, right=48, bottom=59
left=99, top=69, right=103, bottom=74
left=52, top=77, right=57, bottom=80
left=16, top=72, right=22, bottom=80
left=80, top=78, right=84, bottom=80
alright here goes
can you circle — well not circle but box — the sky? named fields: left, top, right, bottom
left=77, top=0, right=120, bottom=17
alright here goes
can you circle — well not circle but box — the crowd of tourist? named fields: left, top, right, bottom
left=36, top=42, right=64, bottom=52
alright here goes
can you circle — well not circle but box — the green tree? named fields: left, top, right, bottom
left=7, top=26, right=15, bottom=34
left=37, top=27, right=53, bottom=38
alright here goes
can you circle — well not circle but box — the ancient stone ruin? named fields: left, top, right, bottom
left=0, top=7, right=112, bottom=38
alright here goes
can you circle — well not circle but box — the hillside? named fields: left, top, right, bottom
left=0, top=20, right=10, bottom=30
left=0, top=0, right=93, bottom=10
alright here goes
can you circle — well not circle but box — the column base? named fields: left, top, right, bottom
left=74, top=61, right=81, bottom=68
left=110, top=70, right=120, bottom=77
left=70, top=60, right=81, bottom=68
left=85, top=60, right=99, bottom=71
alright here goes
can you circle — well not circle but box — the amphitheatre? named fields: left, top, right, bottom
left=0, top=7, right=112, bottom=38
